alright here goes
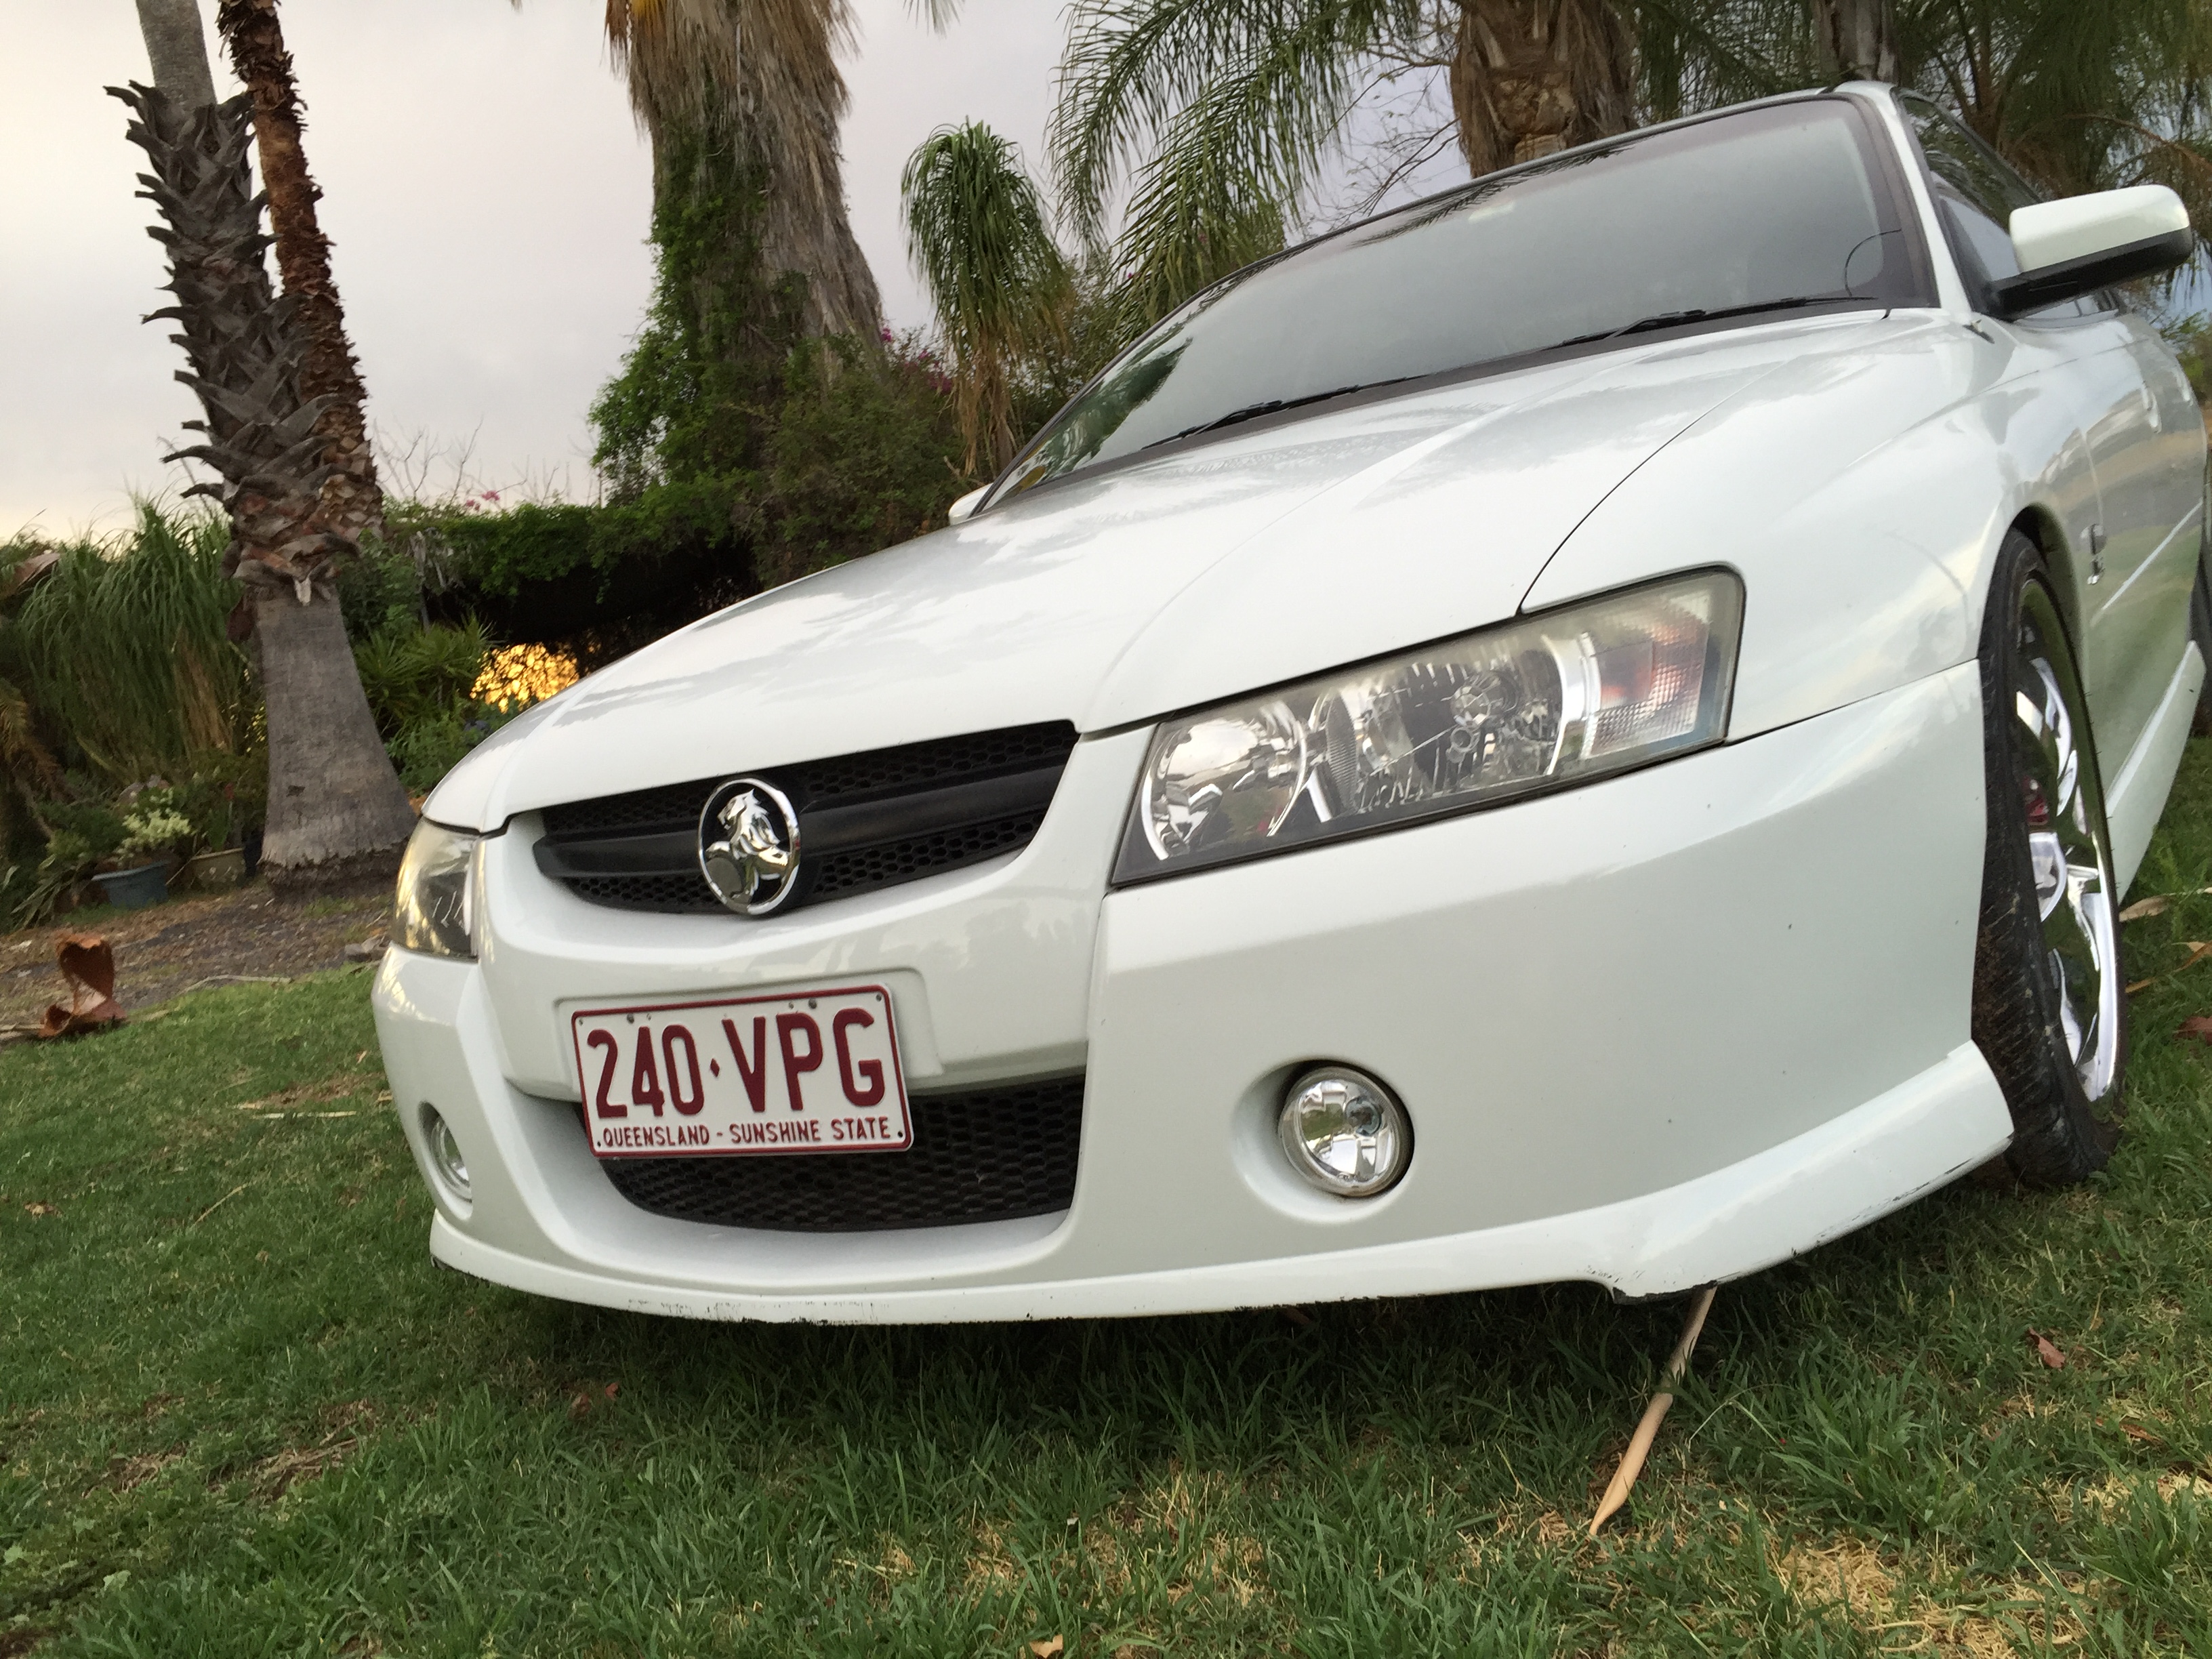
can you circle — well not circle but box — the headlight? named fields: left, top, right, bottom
left=394, top=819, right=480, bottom=958
left=1113, top=569, right=1742, bottom=884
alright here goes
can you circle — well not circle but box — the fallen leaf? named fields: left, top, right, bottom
left=2118, top=884, right=2212, bottom=922
left=2128, top=941, right=2212, bottom=995
left=1029, top=1639, right=1064, bottom=1658
left=2179, top=1016, right=2212, bottom=1045
left=569, top=1393, right=593, bottom=1420
left=2029, top=1330, right=2066, bottom=1370
left=22, top=1202, right=56, bottom=1218
left=39, top=934, right=125, bottom=1038
left=604, top=1382, right=619, bottom=1400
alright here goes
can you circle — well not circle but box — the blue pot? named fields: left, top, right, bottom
left=92, top=863, right=170, bottom=910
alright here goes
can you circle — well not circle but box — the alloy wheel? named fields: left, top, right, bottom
left=2009, top=582, right=2121, bottom=1107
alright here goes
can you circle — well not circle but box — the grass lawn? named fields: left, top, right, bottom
left=5, top=756, right=2212, bottom=1658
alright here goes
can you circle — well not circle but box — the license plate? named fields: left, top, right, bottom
left=571, top=985, right=910, bottom=1159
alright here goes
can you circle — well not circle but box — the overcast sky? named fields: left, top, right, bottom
left=0, top=0, right=1065, bottom=537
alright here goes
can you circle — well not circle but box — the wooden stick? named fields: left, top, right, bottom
left=1589, top=1284, right=1717, bottom=1537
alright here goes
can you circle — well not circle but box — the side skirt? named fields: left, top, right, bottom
left=2106, top=640, right=2205, bottom=892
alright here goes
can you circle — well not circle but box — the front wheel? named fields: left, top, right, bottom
left=1971, top=530, right=2126, bottom=1186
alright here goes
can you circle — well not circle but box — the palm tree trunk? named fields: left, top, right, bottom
left=1814, top=0, right=1900, bottom=83
left=608, top=0, right=882, bottom=343
left=119, top=19, right=415, bottom=887
left=134, top=0, right=217, bottom=108
left=249, top=578, right=419, bottom=877
left=213, top=0, right=382, bottom=544
left=1448, top=0, right=1635, bottom=174
left=739, top=0, right=882, bottom=339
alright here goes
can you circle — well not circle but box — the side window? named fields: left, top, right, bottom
left=1894, top=91, right=2093, bottom=317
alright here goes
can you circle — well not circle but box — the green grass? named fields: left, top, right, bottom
left=7, top=752, right=2212, bottom=1659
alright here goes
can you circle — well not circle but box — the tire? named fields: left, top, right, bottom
left=1971, top=529, right=2127, bottom=1187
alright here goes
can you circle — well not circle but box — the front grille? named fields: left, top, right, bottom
left=535, top=722, right=1079, bottom=916
left=597, top=1075, right=1084, bottom=1231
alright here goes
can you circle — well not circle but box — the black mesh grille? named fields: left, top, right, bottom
left=564, top=870, right=725, bottom=914
left=597, top=1075, right=1084, bottom=1231
left=796, top=725, right=1080, bottom=804
left=537, top=722, right=1078, bottom=916
left=810, top=813, right=1046, bottom=901
left=540, top=779, right=716, bottom=838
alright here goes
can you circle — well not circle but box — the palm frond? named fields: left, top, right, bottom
left=903, top=122, right=1071, bottom=469
left=1052, top=0, right=1415, bottom=241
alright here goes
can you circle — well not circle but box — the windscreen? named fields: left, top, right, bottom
left=999, top=98, right=1921, bottom=500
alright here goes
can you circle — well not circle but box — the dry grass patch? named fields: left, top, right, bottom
left=1774, top=1536, right=1898, bottom=1616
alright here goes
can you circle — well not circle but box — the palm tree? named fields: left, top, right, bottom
left=1056, top=0, right=2212, bottom=337
left=120, top=0, right=415, bottom=884
left=134, top=0, right=218, bottom=107
left=1053, top=0, right=1639, bottom=333
left=600, top=0, right=882, bottom=342
left=216, top=0, right=383, bottom=546
left=1814, top=0, right=1898, bottom=80
left=902, top=122, right=1069, bottom=474
left=1910, top=0, right=2212, bottom=222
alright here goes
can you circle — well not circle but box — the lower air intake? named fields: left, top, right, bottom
left=596, top=1075, right=1084, bottom=1231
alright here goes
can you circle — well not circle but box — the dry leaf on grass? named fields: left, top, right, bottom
left=1029, top=1638, right=1064, bottom=1658
left=39, top=935, right=125, bottom=1038
left=2029, top=1330, right=2066, bottom=1369
left=2177, top=1015, right=2212, bottom=1044
left=567, top=1381, right=620, bottom=1420
left=2127, top=940, right=2212, bottom=995
left=2118, top=884, right=2212, bottom=922
left=2096, top=1416, right=2166, bottom=1447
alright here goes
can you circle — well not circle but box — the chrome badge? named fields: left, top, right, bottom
left=699, top=778, right=802, bottom=916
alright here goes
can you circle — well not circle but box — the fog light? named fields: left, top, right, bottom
left=1277, top=1066, right=1410, bottom=1197
left=422, top=1106, right=471, bottom=1200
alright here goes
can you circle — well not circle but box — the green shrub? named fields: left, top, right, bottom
left=752, top=333, right=972, bottom=586
left=39, top=797, right=127, bottom=865
left=353, top=619, right=494, bottom=742
left=348, top=617, right=516, bottom=796
left=384, top=705, right=509, bottom=796
left=13, top=504, right=251, bottom=783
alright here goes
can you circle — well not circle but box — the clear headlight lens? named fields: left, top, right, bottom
left=1115, top=570, right=1742, bottom=884
left=394, top=819, right=479, bottom=958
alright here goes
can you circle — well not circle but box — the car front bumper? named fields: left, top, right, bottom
left=372, top=661, right=2013, bottom=1322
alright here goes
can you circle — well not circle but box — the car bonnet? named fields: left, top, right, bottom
left=429, top=313, right=1902, bottom=830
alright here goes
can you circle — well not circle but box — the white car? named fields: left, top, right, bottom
left=374, top=83, right=2208, bottom=1322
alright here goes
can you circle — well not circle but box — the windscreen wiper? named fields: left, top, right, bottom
left=1551, top=296, right=1828, bottom=350
left=1152, top=377, right=1414, bottom=447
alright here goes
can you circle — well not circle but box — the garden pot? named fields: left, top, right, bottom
left=184, top=846, right=247, bottom=891
left=91, top=863, right=170, bottom=910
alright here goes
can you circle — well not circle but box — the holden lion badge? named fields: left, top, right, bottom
left=699, top=778, right=801, bottom=916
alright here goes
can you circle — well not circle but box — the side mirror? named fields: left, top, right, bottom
left=1992, top=184, right=2194, bottom=319
left=946, top=485, right=988, bottom=525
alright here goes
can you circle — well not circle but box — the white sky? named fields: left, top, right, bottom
left=0, top=0, right=1066, bottom=537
